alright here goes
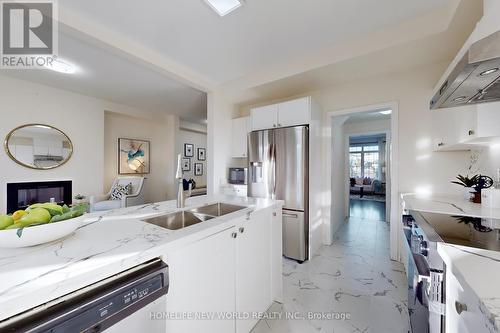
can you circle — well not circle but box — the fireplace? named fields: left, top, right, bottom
left=7, top=181, right=72, bottom=214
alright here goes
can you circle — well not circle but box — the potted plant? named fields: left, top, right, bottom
left=451, top=174, right=480, bottom=201
left=471, top=175, right=494, bottom=203
left=73, top=194, right=87, bottom=205
left=451, top=174, right=494, bottom=203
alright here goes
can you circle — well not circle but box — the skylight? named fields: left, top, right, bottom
left=204, top=0, right=242, bottom=16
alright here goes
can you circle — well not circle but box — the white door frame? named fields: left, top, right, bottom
left=324, top=101, right=399, bottom=260
left=344, top=130, right=391, bottom=223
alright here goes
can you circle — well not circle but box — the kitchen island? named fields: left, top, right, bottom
left=0, top=195, right=283, bottom=333
left=402, top=193, right=500, bottom=333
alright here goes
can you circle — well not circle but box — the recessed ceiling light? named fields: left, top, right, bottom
left=44, top=58, right=76, bottom=74
left=379, top=110, right=392, bottom=115
left=204, top=0, right=242, bottom=16
left=479, top=68, right=499, bottom=76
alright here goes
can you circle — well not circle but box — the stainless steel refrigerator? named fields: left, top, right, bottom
left=248, top=126, right=309, bottom=262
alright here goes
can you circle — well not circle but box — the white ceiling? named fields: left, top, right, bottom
left=232, top=0, right=482, bottom=106
left=344, top=111, right=391, bottom=125
left=2, top=32, right=208, bottom=122
left=59, top=0, right=451, bottom=84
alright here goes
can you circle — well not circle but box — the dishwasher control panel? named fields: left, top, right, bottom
left=0, top=259, right=168, bottom=333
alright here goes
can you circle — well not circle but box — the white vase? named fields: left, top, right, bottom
left=463, top=187, right=475, bottom=201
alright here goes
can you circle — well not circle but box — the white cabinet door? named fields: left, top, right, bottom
left=236, top=209, right=272, bottom=333
left=166, top=226, right=237, bottom=333
left=251, top=104, right=278, bottom=131
left=232, top=117, right=250, bottom=158
left=270, top=208, right=283, bottom=303
left=277, top=97, right=311, bottom=127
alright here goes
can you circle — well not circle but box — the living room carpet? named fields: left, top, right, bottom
left=350, top=194, right=386, bottom=202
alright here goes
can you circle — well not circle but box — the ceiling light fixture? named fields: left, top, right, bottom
left=479, top=68, right=499, bottom=76
left=453, top=96, right=468, bottom=102
left=204, top=0, right=242, bottom=16
left=44, top=58, right=76, bottom=74
left=379, top=110, right=392, bottom=115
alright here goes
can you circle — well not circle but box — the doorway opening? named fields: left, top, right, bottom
left=348, top=132, right=388, bottom=221
left=326, top=102, right=399, bottom=260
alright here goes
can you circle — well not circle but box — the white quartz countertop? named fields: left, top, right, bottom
left=0, top=195, right=282, bottom=322
left=438, top=243, right=500, bottom=332
left=401, top=193, right=500, bottom=332
left=401, top=193, right=500, bottom=219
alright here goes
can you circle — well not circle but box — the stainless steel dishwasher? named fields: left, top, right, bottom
left=0, top=259, right=169, bottom=333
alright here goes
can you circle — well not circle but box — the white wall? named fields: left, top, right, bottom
left=0, top=76, right=105, bottom=212
left=177, top=122, right=207, bottom=187
left=313, top=62, right=470, bottom=196
left=104, top=111, right=177, bottom=203
left=343, top=119, right=390, bottom=136
left=329, top=116, right=348, bottom=238
left=207, top=91, right=238, bottom=194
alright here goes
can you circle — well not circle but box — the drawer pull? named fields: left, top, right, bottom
left=239, top=227, right=245, bottom=234
left=231, top=232, right=238, bottom=239
left=455, top=301, right=468, bottom=315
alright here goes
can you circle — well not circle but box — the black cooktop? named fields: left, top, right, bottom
left=415, top=211, right=500, bottom=252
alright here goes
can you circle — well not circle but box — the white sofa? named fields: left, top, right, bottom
left=90, top=176, right=145, bottom=212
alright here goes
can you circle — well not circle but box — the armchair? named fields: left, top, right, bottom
left=90, top=176, right=145, bottom=212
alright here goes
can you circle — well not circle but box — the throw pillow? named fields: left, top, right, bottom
left=363, top=177, right=371, bottom=185
left=110, top=183, right=132, bottom=200
left=355, top=177, right=364, bottom=186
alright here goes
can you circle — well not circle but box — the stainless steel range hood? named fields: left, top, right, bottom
left=430, top=30, right=500, bottom=110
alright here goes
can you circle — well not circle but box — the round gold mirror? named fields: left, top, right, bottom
left=4, top=124, right=73, bottom=170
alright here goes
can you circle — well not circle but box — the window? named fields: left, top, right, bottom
left=349, top=144, right=380, bottom=179
left=349, top=153, right=362, bottom=178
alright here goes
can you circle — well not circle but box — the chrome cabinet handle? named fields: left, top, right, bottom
left=468, top=130, right=475, bottom=136
left=272, top=212, right=277, bottom=217
left=437, top=142, right=445, bottom=147
left=231, top=232, right=238, bottom=239
left=239, top=227, right=245, bottom=234
left=455, top=301, right=468, bottom=315
left=283, top=213, right=299, bottom=218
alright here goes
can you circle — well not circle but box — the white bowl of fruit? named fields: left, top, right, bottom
left=0, top=203, right=87, bottom=248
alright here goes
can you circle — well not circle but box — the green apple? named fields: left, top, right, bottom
left=0, top=214, right=14, bottom=230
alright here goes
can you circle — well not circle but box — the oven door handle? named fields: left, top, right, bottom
left=412, top=253, right=430, bottom=282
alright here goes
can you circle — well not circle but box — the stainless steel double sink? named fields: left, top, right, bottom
left=143, top=203, right=246, bottom=230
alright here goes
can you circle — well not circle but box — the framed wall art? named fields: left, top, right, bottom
left=184, top=143, right=194, bottom=157
left=119, top=138, right=150, bottom=174
left=197, top=148, right=206, bottom=161
left=182, top=158, right=191, bottom=172
left=194, top=163, right=203, bottom=176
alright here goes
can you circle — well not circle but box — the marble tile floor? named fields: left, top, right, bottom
left=252, top=216, right=410, bottom=333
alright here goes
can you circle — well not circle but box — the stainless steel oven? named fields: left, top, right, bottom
left=403, top=214, right=445, bottom=333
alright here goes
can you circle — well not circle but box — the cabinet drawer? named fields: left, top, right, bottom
left=448, top=272, right=494, bottom=333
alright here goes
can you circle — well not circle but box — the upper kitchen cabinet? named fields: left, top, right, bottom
left=432, top=102, right=500, bottom=151
left=250, top=97, right=312, bottom=131
left=231, top=116, right=251, bottom=158
left=250, top=104, right=279, bottom=131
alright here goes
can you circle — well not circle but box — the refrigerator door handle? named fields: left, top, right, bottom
left=283, top=212, right=299, bottom=218
left=269, top=142, right=277, bottom=198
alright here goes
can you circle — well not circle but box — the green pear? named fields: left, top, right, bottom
left=0, top=214, right=14, bottom=230
left=18, top=208, right=51, bottom=227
